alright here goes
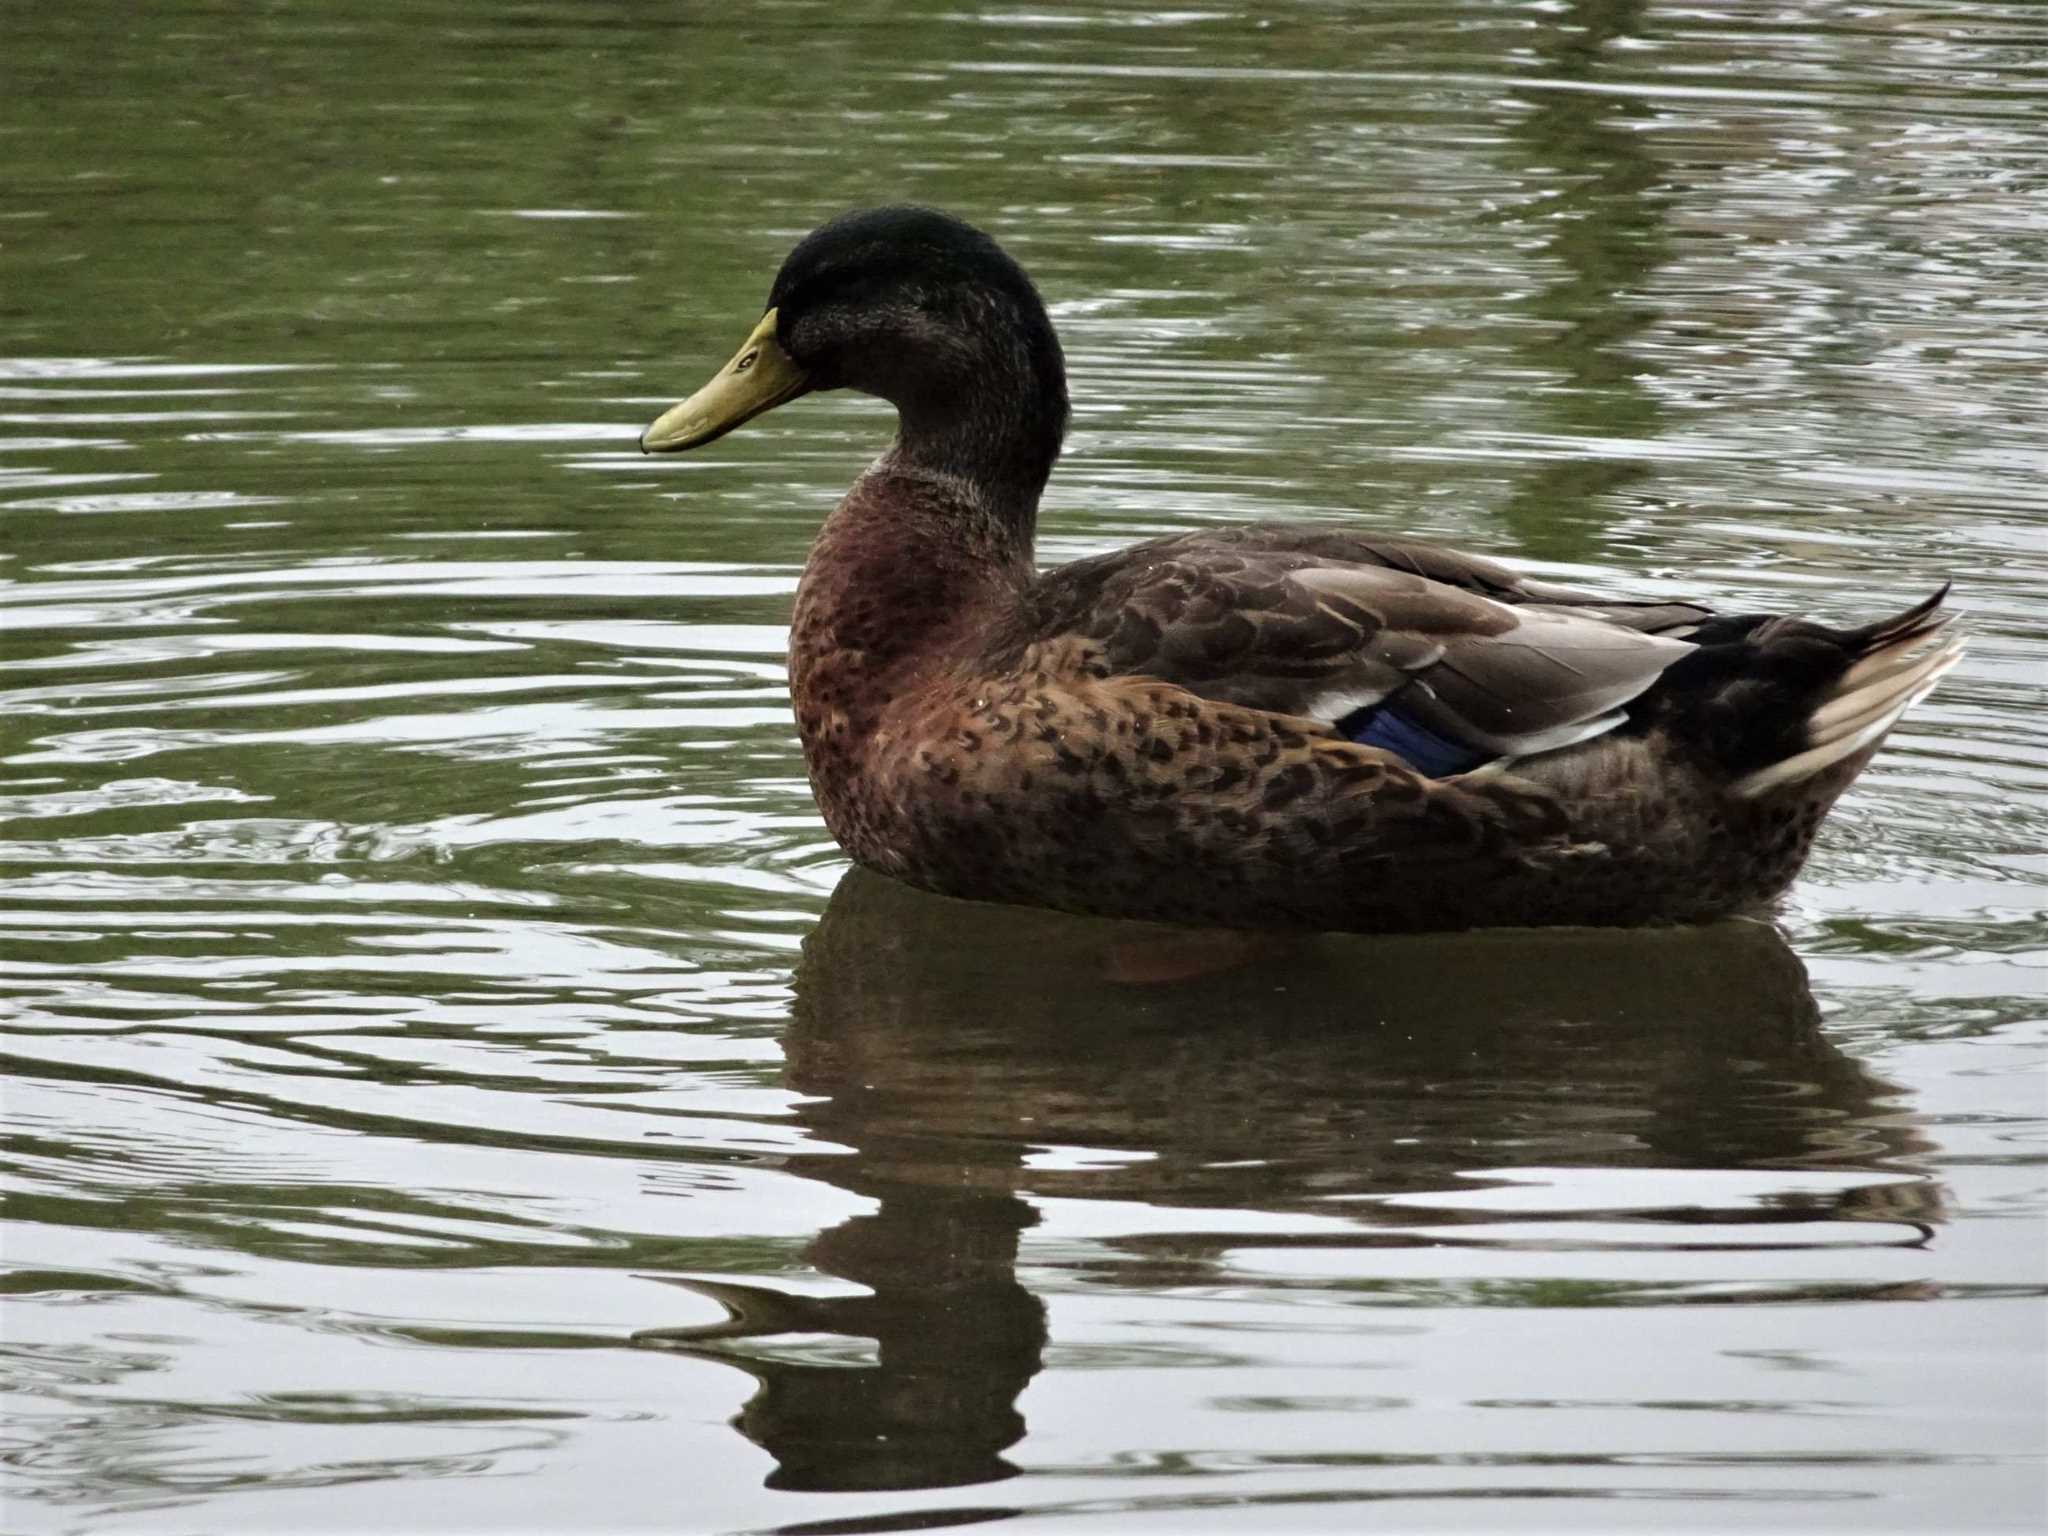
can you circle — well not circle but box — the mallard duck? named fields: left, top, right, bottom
left=640, top=206, right=1962, bottom=932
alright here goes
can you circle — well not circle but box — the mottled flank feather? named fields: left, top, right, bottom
left=644, top=206, right=1964, bottom=932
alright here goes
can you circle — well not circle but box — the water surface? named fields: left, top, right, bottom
left=3, top=2, right=2045, bottom=1531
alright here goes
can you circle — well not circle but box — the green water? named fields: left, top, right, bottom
left=3, top=2, right=2044, bottom=1531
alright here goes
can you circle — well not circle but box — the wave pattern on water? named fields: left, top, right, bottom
left=2, top=1, right=2045, bottom=1532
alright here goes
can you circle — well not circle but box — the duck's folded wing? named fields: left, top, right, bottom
left=1208, top=525, right=1718, bottom=635
left=1287, top=566, right=1696, bottom=760
left=1026, top=540, right=1696, bottom=766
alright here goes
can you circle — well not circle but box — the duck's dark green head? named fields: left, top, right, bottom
left=642, top=207, right=1068, bottom=490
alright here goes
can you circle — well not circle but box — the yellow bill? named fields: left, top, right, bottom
left=640, top=308, right=812, bottom=453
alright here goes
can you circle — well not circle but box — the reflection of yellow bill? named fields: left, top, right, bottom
left=640, top=307, right=812, bottom=453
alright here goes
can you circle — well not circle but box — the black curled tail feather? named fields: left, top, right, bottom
left=1849, top=581, right=1953, bottom=650
left=1625, top=586, right=1962, bottom=794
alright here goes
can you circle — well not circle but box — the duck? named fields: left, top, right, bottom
left=639, top=206, right=1962, bottom=933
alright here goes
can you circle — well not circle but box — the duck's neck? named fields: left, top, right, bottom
left=876, top=290, right=1069, bottom=537
left=789, top=312, right=1066, bottom=749
left=789, top=464, right=1035, bottom=754
left=891, top=369, right=1065, bottom=532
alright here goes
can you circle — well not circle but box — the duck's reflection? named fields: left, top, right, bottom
left=636, top=870, right=1934, bottom=1493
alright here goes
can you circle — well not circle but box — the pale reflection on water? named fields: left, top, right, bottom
left=3, top=0, right=2045, bottom=1531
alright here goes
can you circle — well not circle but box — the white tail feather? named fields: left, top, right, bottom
left=1810, top=644, right=1966, bottom=746
left=1835, top=617, right=1953, bottom=695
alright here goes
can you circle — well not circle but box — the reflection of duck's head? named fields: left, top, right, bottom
left=791, top=869, right=1928, bottom=1214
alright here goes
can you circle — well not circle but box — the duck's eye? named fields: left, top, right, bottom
left=734, top=349, right=758, bottom=374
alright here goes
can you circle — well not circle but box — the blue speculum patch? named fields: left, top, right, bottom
left=1337, top=701, right=1490, bottom=778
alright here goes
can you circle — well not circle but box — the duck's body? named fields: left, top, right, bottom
left=644, top=207, right=1960, bottom=933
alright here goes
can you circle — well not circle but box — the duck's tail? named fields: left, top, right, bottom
left=1633, top=584, right=1964, bottom=799
left=1730, top=585, right=1964, bottom=798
